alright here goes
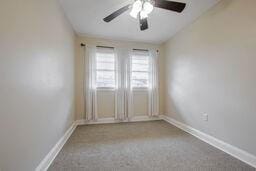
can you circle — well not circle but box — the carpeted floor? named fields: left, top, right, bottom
left=48, top=121, right=255, bottom=171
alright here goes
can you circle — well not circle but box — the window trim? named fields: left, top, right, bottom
left=96, top=87, right=116, bottom=91
left=95, top=47, right=117, bottom=89
left=131, top=51, right=151, bottom=88
left=132, top=87, right=149, bottom=91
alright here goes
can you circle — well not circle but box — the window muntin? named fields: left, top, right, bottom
left=95, top=48, right=116, bottom=88
left=131, top=51, right=150, bottom=88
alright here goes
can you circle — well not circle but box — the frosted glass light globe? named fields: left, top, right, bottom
left=143, top=1, right=153, bottom=14
left=130, top=0, right=143, bottom=18
left=140, top=11, right=148, bottom=19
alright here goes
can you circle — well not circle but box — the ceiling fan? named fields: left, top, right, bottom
left=103, top=0, right=186, bottom=31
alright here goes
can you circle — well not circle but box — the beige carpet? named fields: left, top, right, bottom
left=49, top=121, right=255, bottom=171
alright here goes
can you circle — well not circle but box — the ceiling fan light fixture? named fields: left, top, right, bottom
left=140, top=11, right=148, bottom=19
left=129, top=0, right=142, bottom=19
left=143, top=1, right=154, bottom=14
left=103, top=0, right=186, bottom=31
left=130, top=9, right=139, bottom=18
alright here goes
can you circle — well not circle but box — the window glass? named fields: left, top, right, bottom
left=131, top=51, right=150, bottom=88
left=95, top=48, right=116, bottom=88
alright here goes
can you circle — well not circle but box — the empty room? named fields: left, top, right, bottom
left=1, top=0, right=256, bottom=170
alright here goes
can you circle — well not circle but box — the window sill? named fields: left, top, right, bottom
left=96, top=87, right=116, bottom=91
left=132, top=87, right=149, bottom=92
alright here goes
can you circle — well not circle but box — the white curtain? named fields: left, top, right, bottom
left=125, top=50, right=134, bottom=119
left=84, top=45, right=97, bottom=121
left=148, top=49, right=159, bottom=116
left=84, top=45, right=159, bottom=121
left=115, top=47, right=133, bottom=121
left=130, top=49, right=159, bottom=118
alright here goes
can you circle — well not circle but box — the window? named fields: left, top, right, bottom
left=95, top=47, right=116, bottom=88
left=131, top=50, right=150, bottom=88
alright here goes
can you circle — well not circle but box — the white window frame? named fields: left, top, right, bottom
left=131, top=49, right=151, bottom=90
left=95, top=47, right=117, bottom=90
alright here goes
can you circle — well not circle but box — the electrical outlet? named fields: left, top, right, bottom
left=203, top=113, right=208, bottom=121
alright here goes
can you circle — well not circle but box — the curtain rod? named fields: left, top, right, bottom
left=133, top=48, right=149, bottom=52
left=80, top=44, right=114, bottom=49
left=81, top=43, right=158, bottom=52
left=133, top=48, right=159, bottom=53
left=96, top=45, right=114, bottom=49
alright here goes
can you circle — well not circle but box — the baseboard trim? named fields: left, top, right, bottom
left=36, top=116, right=161, bottom=171
left=76, top=118, right=119, bottom=125
left=37, top=115, right=256, bottom=170
left=36, top=122, right=77, bottom=171
left=76, top=116, right=161, bottom=126
left=129, top=116, right=162, bottom=122
left=160, top=115, right=256, bottom=168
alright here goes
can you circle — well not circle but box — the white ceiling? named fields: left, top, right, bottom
left=59, top=0, right=219, bottom=44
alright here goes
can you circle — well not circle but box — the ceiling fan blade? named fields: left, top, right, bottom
left=139, top=16, right=148, bottom=31
left=154, top=0, right=186, bottom=13
left=103, top=4, right=131, bottom=22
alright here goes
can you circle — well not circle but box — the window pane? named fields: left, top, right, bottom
left=95, top=48, right=116, bottom=88
left=131, top=51, right=150, bottom=88
left=97, top=53, right=115, bottom=62
left=96, top=71, right=115, bottom=88
left=132, top=71, right=149, bottom=80
left=96, top=53, right=115, bottom=70
left=131, top=79, right=148, bottom=87
left=132, top=56, right=149, bottom=65
left=132, top=63, right=149, bottom=72
left=132, top=55, right=149, bottom=72
left=131, top=71, right=149, bottom=87
left=97, top=62, right=115, bottom=70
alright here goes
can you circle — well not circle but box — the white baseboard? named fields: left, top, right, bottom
left=129, top=115, right=162, bottom=122
left=36, top=122, right=77, bottom=171
left=36, top=116, right=160, bottom=171
left=76, top=117, right=119, bottom=125
left=76, top=116, right=161, bottom=126
left=37, top=115, right=256, bottom=171
left=160, top=115, right=256, bottom=168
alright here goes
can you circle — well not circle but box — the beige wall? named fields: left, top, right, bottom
left=97, top=90, right=116, bottom=118
left=75, top=36, right=165, bottom=120
left=0, top=0, right=75, bottom=170
left=133, top=91, right=149, bottom=116
left=164, top=0, right=256, bottom=156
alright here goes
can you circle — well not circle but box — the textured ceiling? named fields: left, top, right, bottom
left=59, top=0, right=219, bottom=44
